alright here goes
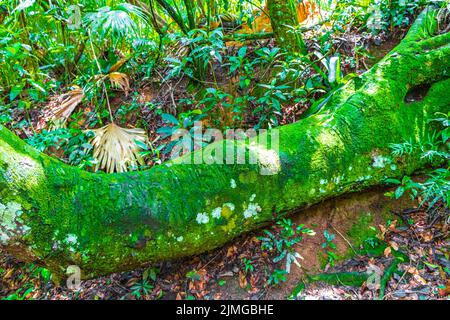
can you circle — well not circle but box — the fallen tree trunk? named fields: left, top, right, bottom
left=0, top=8, right=449, bottom=279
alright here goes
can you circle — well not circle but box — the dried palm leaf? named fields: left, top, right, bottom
left=108, top=72, right=130, bottom=96
left=39, top=86, right=84, bottom=130
left=109, top=58, right=128, bottom=72
left=90, top=123, right=148, bottom=173
left=54, top=86, right=84, bottom=119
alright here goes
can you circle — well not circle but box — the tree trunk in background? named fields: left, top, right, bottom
left=0, top=8, right=449, bottom=279
left=267, top=0, right=307, bottom=54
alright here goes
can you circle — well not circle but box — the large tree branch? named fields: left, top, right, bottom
left=0, top=8, right=449, bottom=279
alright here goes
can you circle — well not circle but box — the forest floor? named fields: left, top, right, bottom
left=1, top=187, right=448, bottom=300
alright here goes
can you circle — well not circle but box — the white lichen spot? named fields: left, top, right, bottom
left=390, top=164, right=397, bottom=171
left=243, top=203, right=262, bottom=219
left=349, top=166, right=353, bottom=171
left=52, top=240, right=61, bottom=251
left=65, top=234, right=78, bottom=245
left=319, top=188, right=326, bottom=193
left=0, top=201, right=26, bottom=244
left=230, top=179, right=237, bottom=189
left=196, top=212, right=210, bottom=224
left=249, top=194, right=256, bottom=202
left=224, top=203, right=235, bottom=211
left=177, top=236, right=184, bottom=242
left=357, top=175, right=372, bottom=182
left=212, top=207, right=222, bottom=219
left=320, top=179, right=327, bottom=185
left=309, top=188, right=316, bottom=195
left=372, top=155, right=391, bottom=168
left=62, top=234, right=79, bottom=253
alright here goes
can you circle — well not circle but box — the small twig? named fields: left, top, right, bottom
left=88, top=30, right=114, bottom=123
left=200, top=250, right=222, bottom=270
left=331, top=224, right=358, bottom=255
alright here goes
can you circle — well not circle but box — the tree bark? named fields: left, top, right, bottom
left=267, top=0, right=307, bottom=54
left=0, top=8, right=449, bottom=279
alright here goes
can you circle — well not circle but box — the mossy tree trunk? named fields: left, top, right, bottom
left=0, top=8, right=449, bottom=279
left=267, top=0, right=307, bottom=54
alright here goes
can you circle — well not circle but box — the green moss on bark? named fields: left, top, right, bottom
left=267, top=0, right=306, bottom=54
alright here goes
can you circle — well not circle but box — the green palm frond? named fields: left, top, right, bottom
left=83, top=3, right=148, bottom=40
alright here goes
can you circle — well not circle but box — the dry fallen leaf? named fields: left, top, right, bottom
left=378, top=224, right=387, bottom=240
left=108, top=72, right=130, bottom=96
left=384, top=246, right=392, bottom=257
left=389, top=241, right=399, bottom=251
left=239, top=271, right=247, bottom=289
left=109, top=58, right=127, bottom=73
left=388, top=220, right=398, bottom=231
left=227, top=246, right=237, bottom=258
left=420, top=231, right=433, bottom=242
left=414, top=274, right=427, bottom=285
left=407, top=266, right=419, bottom=275
left=438, top=280, right=450, bottom=297
left=39, top=85, right=84, bottom=129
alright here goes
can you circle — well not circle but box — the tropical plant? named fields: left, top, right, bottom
left=83, top=3, right=149, bottom=44
left=130, top=279, right=154, bottom=299
left=322, top=230, right=338, bottom=268
left=259, top=218, right=315, bottom=273
left=388, top=111, right=450, bottom=216
left=90, top=122, right=148, bottom=173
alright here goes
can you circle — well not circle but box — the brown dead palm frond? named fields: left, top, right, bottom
left=108, top=72, right=130, bottom=96
left=38, top=86, right=84, bottom=130
left=54, top=86, right=84, bottom=119
left=109, top=58, right=128, bottom=72
left=90, top=123, right=148, bottom=173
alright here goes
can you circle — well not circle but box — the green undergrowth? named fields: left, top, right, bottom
left=295, top=210, right=409, bottom=300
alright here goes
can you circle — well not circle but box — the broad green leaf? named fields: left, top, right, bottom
left=161, top=113, right=179, bottom=125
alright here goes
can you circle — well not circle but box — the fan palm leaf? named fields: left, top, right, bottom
left=90, top=123, right=148, bottom=173
left=39, top=86, right=84, bottom=130
left=83, top=3, right=148, bottom=40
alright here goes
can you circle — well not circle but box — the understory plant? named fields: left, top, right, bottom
left=388, top=112, right=450, bottom=220
left=259, top=218, right=316, bottom=279
left=322, top=230, right=338, bottom=268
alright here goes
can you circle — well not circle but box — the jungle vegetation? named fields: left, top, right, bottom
left=0, top=0, right=449, bottom=300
